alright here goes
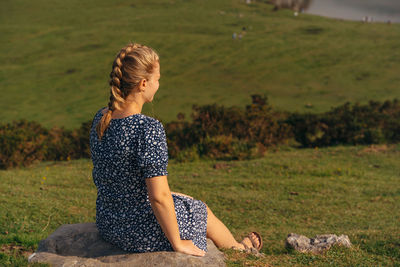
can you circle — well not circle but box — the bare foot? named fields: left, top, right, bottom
left=240, top=232, right=262, bottom=251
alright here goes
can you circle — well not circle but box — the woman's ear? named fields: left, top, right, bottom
left=138, top=78, right=147, bottom=92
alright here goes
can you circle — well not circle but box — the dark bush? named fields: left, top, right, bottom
left=286, top=99, right=400, bottom=147
left=0, top=120, right=91, bottom=169
left=0, top=120, right=48, bottom=169
left=71, top=120, right=92, bottom=158
left=197, top=135, right=257, bottom=160
left=165, top=94, right=293, bottom=161
left=1, top=96, right=399, bottom=169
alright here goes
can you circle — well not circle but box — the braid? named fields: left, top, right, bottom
left=108, top=44, right=142, bottom=110
left=96, top=43, right=159, bottom=140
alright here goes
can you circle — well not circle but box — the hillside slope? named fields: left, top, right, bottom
left=1, top=0, right=399, bottom=129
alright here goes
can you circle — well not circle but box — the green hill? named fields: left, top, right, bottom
left=1, top=0, right=399, bottom=129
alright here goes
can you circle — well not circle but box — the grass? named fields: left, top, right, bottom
left=1, top=0, right=400, bottom=129
left=0, top=144, right=399, bottom=266
left=1, top=0, right=399, bottom=266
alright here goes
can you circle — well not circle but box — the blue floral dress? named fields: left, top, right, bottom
left=90, top=107, right=208, bottom=253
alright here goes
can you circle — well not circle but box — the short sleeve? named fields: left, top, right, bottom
left=138, top=120, right=169, bottom=179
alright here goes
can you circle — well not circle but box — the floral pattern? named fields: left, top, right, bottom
left=89, top=108, right=208, bottom=252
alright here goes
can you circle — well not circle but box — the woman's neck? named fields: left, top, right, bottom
left=120, top=102, right=142, bottom=114
left=120, top=94, right=144, bottom=113
left=106, top=95, right=144, bottom=118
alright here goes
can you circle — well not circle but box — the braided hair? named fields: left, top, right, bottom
left=96, top=43, right=159, bottom=140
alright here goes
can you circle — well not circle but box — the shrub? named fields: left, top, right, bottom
left=165, top=120, right=200, bottom=159
left=197, top=135, right=257, bottom=160
left=0, top=119, right=92, bottom=169
left=0, top=120, right=48, bottom=169
left=286, top=99, right=400, bottom=147
left=71, top=120, right=92, bottom=158
left=173, top=145, right=200, bottom=163
left=1, top=96, right=399, bottom=169
left=166, top=94, right=293, bottom=160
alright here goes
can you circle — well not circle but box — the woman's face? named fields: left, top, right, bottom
left=143, top=62, right=160, bottom=103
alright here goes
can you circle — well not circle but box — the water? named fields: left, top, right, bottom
left=304, top=0, right=400, bottom=23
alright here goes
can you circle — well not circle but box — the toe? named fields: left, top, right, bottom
left=250, top=233, right=261, bottom=248
left=241, top=237, right=252, bottom=248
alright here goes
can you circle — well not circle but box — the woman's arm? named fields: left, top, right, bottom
left=145, top=175, right=205, bottom=256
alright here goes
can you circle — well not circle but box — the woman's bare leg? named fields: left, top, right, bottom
left=171, top=191, right=259, bottom=250
left=205, top=205, right=245, bottom=249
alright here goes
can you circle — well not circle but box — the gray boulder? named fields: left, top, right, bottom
left=286, top=233, right=352, bottom=254
left=28, top=223, right=226, bottom=267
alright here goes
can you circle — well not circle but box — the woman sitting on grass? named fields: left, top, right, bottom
left=89, top=43, right=263, bottom=256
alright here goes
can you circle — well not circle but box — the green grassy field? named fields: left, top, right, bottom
left=1, top=144, right=399, bottom=266
left=1, top=0, right=400, bottom=129
left=1, top=0, right=400, bottom=266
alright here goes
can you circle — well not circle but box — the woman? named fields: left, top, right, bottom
left=89, top=43, right=262, bottom=256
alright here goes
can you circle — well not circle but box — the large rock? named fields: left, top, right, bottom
left=285, top=233, right=352, bottom=254
left=28, top=223, right=226, bottom=267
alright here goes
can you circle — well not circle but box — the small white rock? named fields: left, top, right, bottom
left=28, top=253, right=36, bottom=262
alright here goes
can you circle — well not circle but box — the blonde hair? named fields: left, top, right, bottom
left=96, top=43, right=159, bottom=140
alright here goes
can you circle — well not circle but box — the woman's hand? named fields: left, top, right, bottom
left=173, top=240, right=206, bottom=257
left=146, top=176, right=206, bottom=257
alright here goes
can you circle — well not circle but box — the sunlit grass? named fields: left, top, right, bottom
left=1, top=144, right=399, bottom=266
